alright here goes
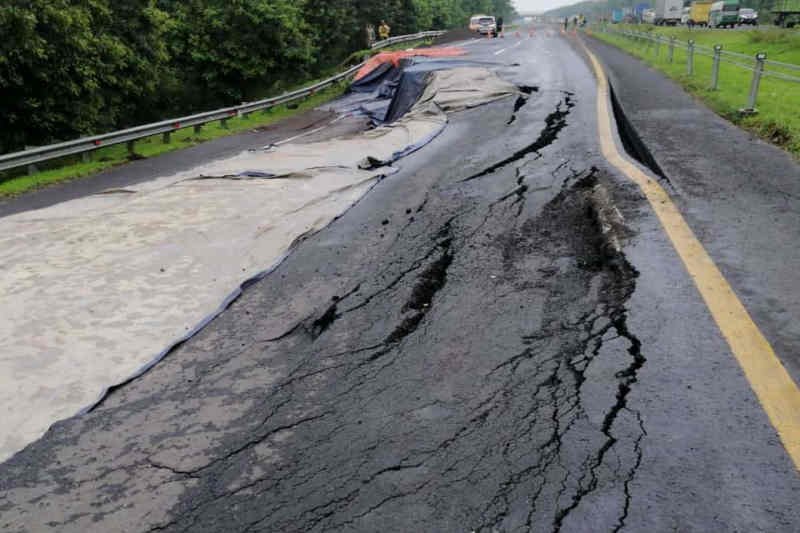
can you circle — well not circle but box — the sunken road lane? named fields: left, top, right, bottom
left=2, top=28, right=800, bottom=532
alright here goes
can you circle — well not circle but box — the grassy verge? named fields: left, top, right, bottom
left=0, top=83, right=345, bottom=197
left=588, top=24, right=800, bottom=157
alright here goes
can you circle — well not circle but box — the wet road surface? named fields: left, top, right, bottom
left=2, top=29, right=799, bottom=532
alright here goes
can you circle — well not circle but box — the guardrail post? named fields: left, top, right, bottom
left=194, top=124, right=203, bottom=134
left=126, top=140, right=136, bottom=156
left=655, top=36, right=661, bottom=58
left=24, top=146, right=38, bottom=174
left=162, top=131, right=171, bottom=144
left=742, top=52, right=767, bottom=115
left=668, top=37, right=676, bottom=63
left=711, top=45, right=722, bottom=90
left=220, top=118, right=229, bottom=129
left=687, top=40, right=695, bottom=76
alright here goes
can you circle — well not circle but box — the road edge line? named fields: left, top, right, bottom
left=579, top=35, right=800, bottom=470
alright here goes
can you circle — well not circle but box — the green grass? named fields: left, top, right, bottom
left=589, top=24, right=800, bottom=156
left=0, top=82, right=347, bottom=197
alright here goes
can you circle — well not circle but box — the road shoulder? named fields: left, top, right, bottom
left=584, top=35, right=800, bottom=385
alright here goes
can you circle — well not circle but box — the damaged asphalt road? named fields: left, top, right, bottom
left=2, top=30, right=800, bottom=533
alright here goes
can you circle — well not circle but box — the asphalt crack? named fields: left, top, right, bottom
left=462, top=93, right=576, bottom=183
left=386, top=234, right=453, bottom=344
left=507, top=85, right=539, bottom=125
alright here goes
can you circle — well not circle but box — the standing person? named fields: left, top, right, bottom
left=378, top=20, right=391, bottom=41
left=563, top=16, right=568, bottom=31
left=496, top=16, right=504, bottom=36
left=366, top=24, right=376, bottom=47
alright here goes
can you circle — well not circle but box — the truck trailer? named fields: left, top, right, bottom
left=709, top=0, right=739, bottom=28
left=774, top=0, right=800, bottom=27
left=688, top=0, right=712, bottom=26
left=654, top=0, right=683, bottom=25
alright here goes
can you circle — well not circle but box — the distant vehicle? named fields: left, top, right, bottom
left=476, top=16, right=497, bottom=35
left=709, top=0, right=739, bottom=28
left=773, top=0, right=800, bottom=27
left=635, top=3, right=652, bottom=21
left=612, top=8, right=624, bottom=23
left=643, top=8, right=657, bottom=24
left=681, top=6, right=691, bottom=24
left=654, top=0, right=683, bottom=24
left=469, top=14, right=489, bottom=31
left=738, top=8, right=758, bottom=24
left=688, top=0, right=713, bottom=26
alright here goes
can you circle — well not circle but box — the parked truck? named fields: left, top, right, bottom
left=773, top=0, right=800, bottom=27
left=709, top=0, right=739, bottom=28
left=654, top=0, right=683, bottom=25
left=688, top=0, right=712, bottom=26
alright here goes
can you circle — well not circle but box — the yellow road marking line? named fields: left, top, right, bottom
left=581, top=39, right=800, bottom=470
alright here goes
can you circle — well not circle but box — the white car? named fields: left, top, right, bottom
left=477, top=16, right=497, bottom=35
left=738, top=8, right=759, bottom=25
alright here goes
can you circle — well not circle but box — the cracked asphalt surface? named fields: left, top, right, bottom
left=2, top=29, right=800, bottom=532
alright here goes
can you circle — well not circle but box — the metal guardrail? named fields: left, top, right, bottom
left=596, top=25, right=800, bottom=113
left=0, top=31, right=445, bottom=175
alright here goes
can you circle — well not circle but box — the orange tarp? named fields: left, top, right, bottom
left=355, top=48, right=466, bottom=81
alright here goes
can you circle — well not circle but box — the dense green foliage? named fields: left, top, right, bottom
left=0, top=0, right=515, bottom=153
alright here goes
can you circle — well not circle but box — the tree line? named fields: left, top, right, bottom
left=0, top=0, right=515, bottom=154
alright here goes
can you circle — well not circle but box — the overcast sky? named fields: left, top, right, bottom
left=514, top=0, right=578, bottom=13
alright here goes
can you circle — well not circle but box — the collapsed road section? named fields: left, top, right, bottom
left=0, top=56, right=521, bottom=463
left=4, top=25, right=800, bottom=533
left=0, top=158, right=653, bottom=532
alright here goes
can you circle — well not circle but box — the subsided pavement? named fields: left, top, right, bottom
left=584, top=35, right=800, bottom=386
left=1, top=27, right=799, bottom=532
